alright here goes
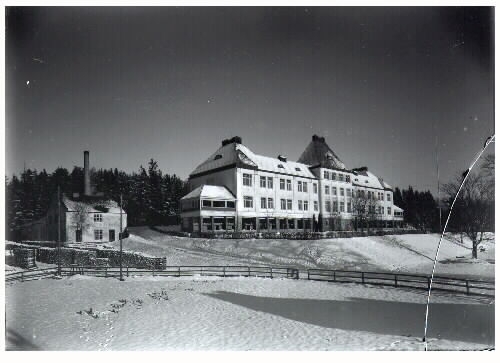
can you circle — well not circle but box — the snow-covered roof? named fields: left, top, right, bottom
left=393, top=205, right=404, bottom=213
left=297, top=135, right=347, bottom=170
left=62, top=195, right=125, bottom=214
left=351, top=169, right=392, bottom=190
left=190, top=141, right=316, bottom=179
left=181, top=185, right=236, bottom=200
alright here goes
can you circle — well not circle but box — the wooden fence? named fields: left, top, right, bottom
left=6, top=266, right=494, bottom=298
left=5, top=268, right=58, bottom=283
left=307, top=269, right=495, bottom=297
left=58, top=265, right=300, bottom=279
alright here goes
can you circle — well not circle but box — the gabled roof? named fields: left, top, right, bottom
left=181, top=185, right=236, bottom=200
left=393, top=205, right=404, bottom=212
left=297, top=135, right=346, bottom=170
left=62, top=195, right=125, bottom=214
left=351, top=168, right=392, bottom=190
left=190, top=138, right=316, bottom=179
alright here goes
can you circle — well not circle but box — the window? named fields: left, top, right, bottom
left=346, top=188, right=352, bottom=197
left=339, top=173, right=345, bottom=182
left=313, top=183, right=318, bottom=194
left=333, top=201, right=338, bottom=212
left=346, top=175, right=351, bottom=182
left=298, top=200, right=303, bottom=210
left=244, top=196, right=253, bottom=208
left=340, top=201, right=345, bottom=212
left=297, top=181, right=303, bottom=192
left=324, top=171, right=329, bottom=179
left=94, top=214, right=103, bottom=222
left=332, top=172, right=337, bottom=181
left=367, top=191, right=372, bottom=199
left=214, top=154, right=222, bottom=160
left=286, top=180, right=292, bottom=191
left=295, top=167, right=301, bottom=172
left=303, top=182, right=308, bottom=193
left=267, top=177, right=273, bottom=189
left=387, top=193, right=391, bottom=201
left=287, top=199, right=292, bottom=210
left=280, top=178, right=285, bottom=190
left=213, top=201, right=225, bottom=208
left=325, top=185, right=330, bottom=195
left=332, top=187, right=337, bottom=196
left=325, top=201, right=331, bottom=212
left=227, top=201, right=235, bottom=208
left=347, top=202, right=352, bottom=213
left=109, top=230, right=115, bottom=242
left=281, top=199, right=286, bottom=210
left=278, top=164, right=284, bottom=169
left=340, top=188, right=345, bottom=197
left=202, top=200, right=211, bottom=207
left=314, top=201, right=319, bottom=211
left=260, top=176, right=267, bottom=188
left=303, top=201, right=309, bottom=211
left=94, top=229, right=103, bottom=240
left=268, top=198, right=274, bottom=209
left=261, top=197, right=267, bottom=209
left=243, top=173, right=252, bottom=186
left=376, top=206, right=381, bottom=214
left=388, top=207, right=392, bottom=215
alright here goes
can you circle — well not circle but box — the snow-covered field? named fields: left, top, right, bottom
left=105, top=228, right=494, bottom=279
left=5, top=275, right=494, bottom=351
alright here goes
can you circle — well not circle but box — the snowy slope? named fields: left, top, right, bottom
left=107, top=228, right=494, bottom=279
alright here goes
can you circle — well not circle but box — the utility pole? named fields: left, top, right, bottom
left=119, top=193, right=124, bottom=281
left=57, top=185, right=61, bottom=276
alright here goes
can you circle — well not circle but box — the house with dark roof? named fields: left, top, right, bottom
left=180, top=135, right=403, bottom=234
left=20, top=151, right=127, bottom=243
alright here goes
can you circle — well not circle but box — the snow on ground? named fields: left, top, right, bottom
left=5, top=275, right=494, bottom=351
left=106, top=228, right=494, bottom=279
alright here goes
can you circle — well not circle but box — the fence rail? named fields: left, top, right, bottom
left=5, top=268, right=58, bottom=283
left=6, top=265, right=494, bottom=298
left=307, top=269, right=495, bottom=297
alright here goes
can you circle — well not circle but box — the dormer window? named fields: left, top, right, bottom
left=278, top=164, right=284, bottom=169
left=214, top=154, right=222, bottom=160
left=295, top=167, right=301, bottom=172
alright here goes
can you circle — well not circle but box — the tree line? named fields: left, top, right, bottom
left=5, top=159, right=189, bottom=240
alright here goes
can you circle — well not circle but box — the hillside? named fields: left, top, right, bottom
left=107, top=228, right=495, bottom=279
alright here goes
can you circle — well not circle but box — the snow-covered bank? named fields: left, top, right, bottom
left=106, top=228, right=494, bottom=279
left=6, top=275, right=493, bottom=351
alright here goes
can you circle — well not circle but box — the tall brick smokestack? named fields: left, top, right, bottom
left=84, top=151, right=91, bottom=196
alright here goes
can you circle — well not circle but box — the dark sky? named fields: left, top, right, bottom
left=5, top=7, right=494, bottom=193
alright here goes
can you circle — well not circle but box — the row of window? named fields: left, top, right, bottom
left=245, top=196, right=320, bottom=212
left=324, top=201, right=393, bottom=215
left=201, top=200, right=236, bottom=208
left=244, top=173, right=319, bottom=194
left=325, top=186, right=353, bottom=197
left=323, top=170, right=351, bottom=182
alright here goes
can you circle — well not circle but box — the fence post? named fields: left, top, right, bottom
left=127, top=266, right=129, bottom=277
left=427, top=277, right=431, bottom=291
left=248, top=266, right=250, bottom=277
left=362, top=272, right=365, bottom=284
left=333, top=271, right=336, bottom=282
left=270, top=267, right=273, bottom=279
left=223, top=266, right=226, bottom=277
left=201, top=267, right=204, bottom=277
left=178, top=267, right=181, bottom=277
left=394, top=274, right=398, bottom=288
left=105, top=267, right=108, bottom=278
left=307, top=270, right=310, bottom=280
left=466, top=280, right=470, bottom=295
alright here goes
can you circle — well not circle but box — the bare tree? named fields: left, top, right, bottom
left=70, top=203, right=91, bottom=236
left=443, top=171, right=493, bottom=258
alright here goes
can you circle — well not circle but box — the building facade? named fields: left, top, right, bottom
left=180, top=135, right=403, bottom=233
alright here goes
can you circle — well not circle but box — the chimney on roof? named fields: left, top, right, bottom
left=84, top=151, right=91, bottom=196
left=312, top=135, right=325, bottom=142
left=221, top=136, right=242, bottom=146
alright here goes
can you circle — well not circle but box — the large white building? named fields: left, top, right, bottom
left=180, top=135, right=403, bottom=233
